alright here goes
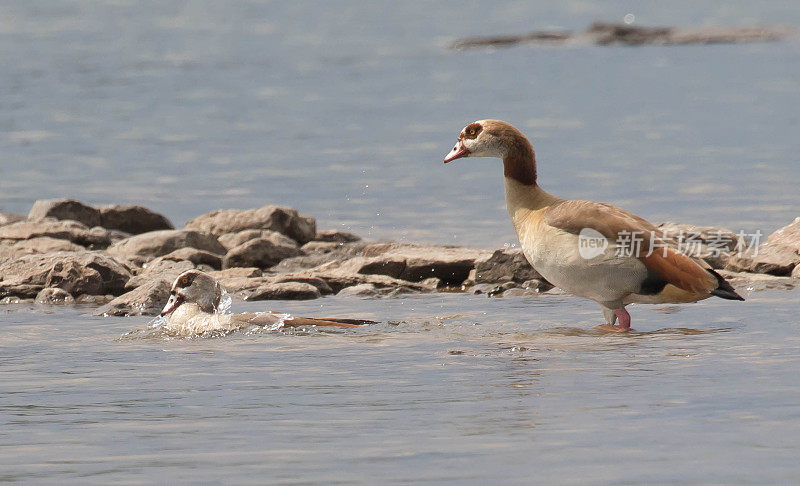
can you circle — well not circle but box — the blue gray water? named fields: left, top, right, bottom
left=1, top=1, right=800, bottom=484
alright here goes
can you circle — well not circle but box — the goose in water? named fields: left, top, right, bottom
left=444, top=119, right=743, bottom=332
left=159, top=270, right=372, bottom=336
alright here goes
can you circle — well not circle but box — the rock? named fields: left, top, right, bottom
left=725, top=246, right=800, bottom=276
left=502, top=287, right=543, bottom=298
left=314, top=230, right=361, bottom=243
left=185, top=205, right=316, bottom=244
left=74, top=294, right=115, bottom=305
left=28, top=199, right=102, bottom=227
left=0, top=212, right=25, bottom=226
left=717, top=270, right=796, bottom=292
left=208, top=267, right=263, bottom=279
left=656, top=222, right=741, bottom=269
left=94, top=279, right=171, bottom=316
left=451, top=23, right=794, bottom=49
left=474, top=248, right=544, bottom=284
left=793, top=265, right=800, bottom=279
left=0, top=251, right=132, bottom=297
left=0, top=237, right=84, bottom=258
left=336, top=283, right=379, bottom=297
left=124, top=259, right=195, bottom=291
left=223, top=237, right=302, bottom=269
left=241, top=281, right=321, bottom=301
left=0, top=219, right=111, bottom=248
left=521, top=278, right=555, bottom=293
left=271, top=275, right=334, bottom=295
left=107, top=230, right=226, bottom=262
left=35, top=287, right=75, bottom=305
left=0, top=296, right=32, bottom=305
left=472, top=282, right=517, bottom=296
left=157, top=247, right=223, bottom=270
left=217, top=229, right=297, bottom=251
left=290, top=260, right=431, bottom=294
left=764, top=217, right=800, bottom=250
left=275, top=241, right=367, bottom=273
left=99, top=205, right=174, bottom=234
left=361, top=243, right=492, bottom=285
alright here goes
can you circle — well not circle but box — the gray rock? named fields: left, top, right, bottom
left=656, top=222, right=741, bottom=269
left=35, top=287, right=75, bottom=305
left=336, top=283, right=379, bottom=297
left=185, top=205, right=316, bottom=244
left=0, top=212, right=25, bottom=227
left=107, top=229, right=225, bottom=262
left=157, top=247, right=223, bottom=270
left=361, top=242, right=493, bottom=285
left=275, top=241, right=367, bottom=273
left=289, top=260, right=430, bottom=294
left=28, top=199, right=102, bottom=227
left=0, top=219, right=111, bottom=248
left=271, top=275, right=334, bottom=295
left=223, top=237, right=302, bottom=269
left=0, top=237, right=84, bottom=259
left=94, top=279, right=171, bottom=316
left=99, top=205, right=174, bottom=234
left=725, top=245, right=800, bottom=276
left=314, top=230, right=361, bottom=243
left=218, top=229, right=297, bottom=251
left=474, top=248, right=544, bottom=284
left=717, top=270, right=796, bottom=292
left=241, top=281, right=321, bottom=301
left=124, top=259, right=195, bottom=291
left=0, top=251, right=132, bottom=297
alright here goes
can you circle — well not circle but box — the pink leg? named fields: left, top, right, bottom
left=614, top=308, right=631, bottom=331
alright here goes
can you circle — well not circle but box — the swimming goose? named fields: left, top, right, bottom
left=159, top=270, right=372, bottom=335
left=444, top=119, right=743, bottom=332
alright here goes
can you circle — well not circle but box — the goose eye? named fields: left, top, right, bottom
left=468, top=129, right=476, bottom=136
left=180, top=277, right=190, bottom=286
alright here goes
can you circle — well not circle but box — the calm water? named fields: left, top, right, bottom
left=1, top=1, right=800, bottom=484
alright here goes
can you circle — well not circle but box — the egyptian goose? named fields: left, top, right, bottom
left=444, top=120, right=743, bottom=332
left=159, top=270, right=372, bottom=336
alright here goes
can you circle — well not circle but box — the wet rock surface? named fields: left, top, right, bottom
left=451, top=23, right=794, bottom=49
left=2, top=198, right=797, bottom=315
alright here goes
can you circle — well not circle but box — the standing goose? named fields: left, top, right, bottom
left=159, top=270, right=372, bottom=336
left=444, top=119, right=743, bottom=332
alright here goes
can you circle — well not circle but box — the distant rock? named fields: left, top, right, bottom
left=0, top=251, right=132, bottom=298
left=241, top=281, right=321, bottom=301
left=0, top=212, right=25, bottom=227
left=186, top=205, right=316, bottom=244
left=95, top=279, right=171, bottom=316
left=451, top=22, right=794, bottom=49
left=157, top=247, right=223, bottom=270
left=28, top=199, right=102, bottom=227
left=107, top=229, right=225, bottom=263
left=0, top=219, right=111, bottom=248
left=361, top=243, right=491, bottom=285
left=35, top=287, right=75, bottom=305
left=222, top=236, right=302, bottom=269
left=99, top=205, right=174, bottom=234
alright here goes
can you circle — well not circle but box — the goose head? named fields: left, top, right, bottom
left=160, top=270, right=222, bottom=316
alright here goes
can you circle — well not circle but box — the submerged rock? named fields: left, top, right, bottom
left=35, top=287, right=75, bottom=305
left=28, top=199, right=102, bottom=227
left=186, top=205, right=316, bottom=244
left=99, top=205, right=174, bottom=234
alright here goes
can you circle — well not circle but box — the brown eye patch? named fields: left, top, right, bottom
left=463, top=123, right=482, bottom=139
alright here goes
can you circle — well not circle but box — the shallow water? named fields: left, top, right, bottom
left=2, top=1, right=800, bottom=483
left=3, top=289, right=800, bottom=484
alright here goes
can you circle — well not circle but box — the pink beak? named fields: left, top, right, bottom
left=444, top=141, right=470, bottom=163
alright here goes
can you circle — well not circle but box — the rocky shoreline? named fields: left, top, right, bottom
left=1, top=199, right=798, bottom=316
left=450, top=22, right=795, bottom=49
